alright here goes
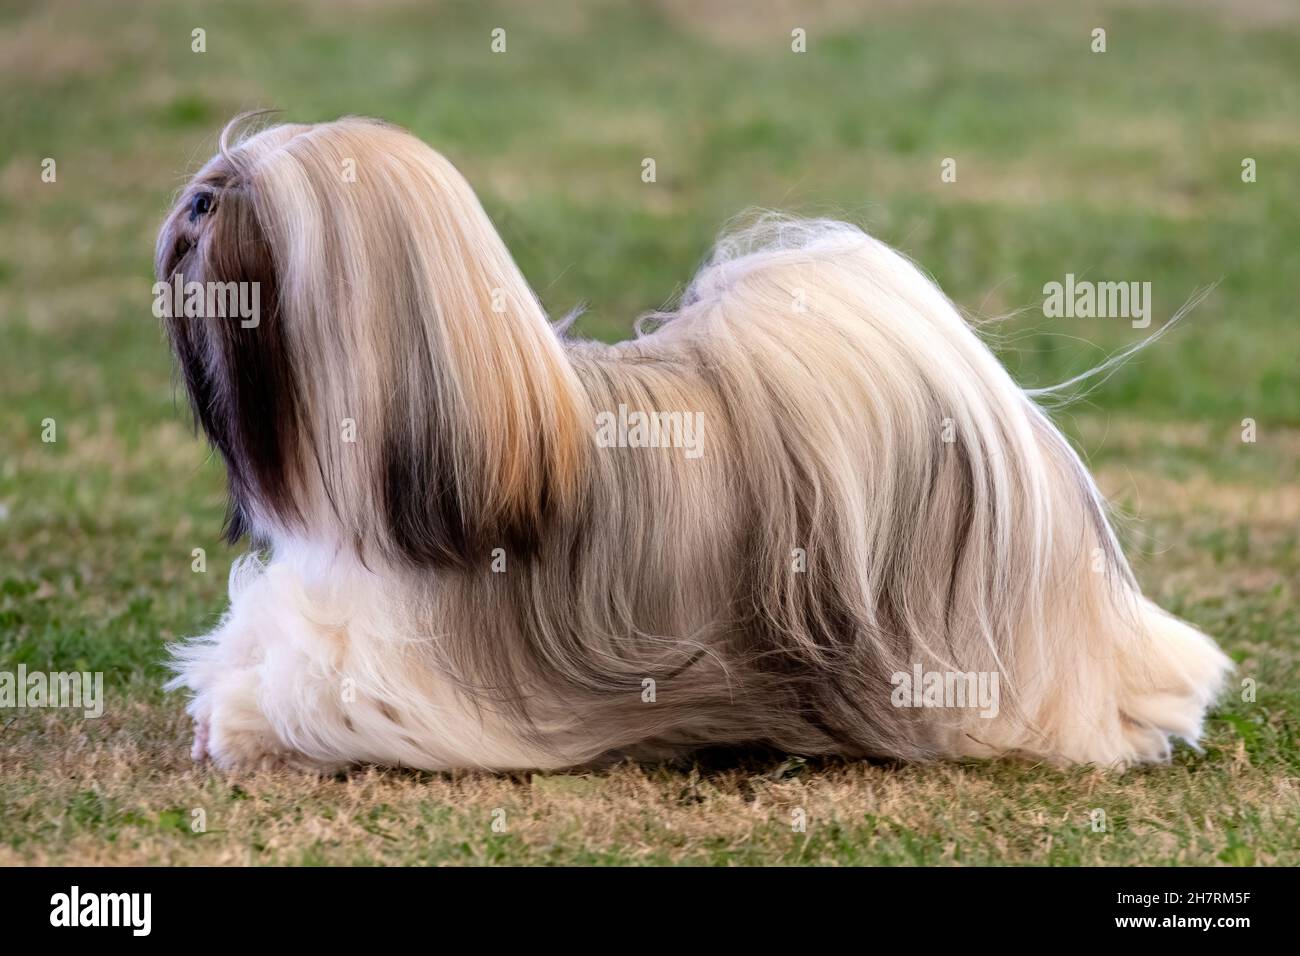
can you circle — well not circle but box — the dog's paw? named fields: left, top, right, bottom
left=198, top=697, right=341, bottom=775
left=173, top=634, right=315, bottom=771
left=191, top=714, right=211, bottom=763
left=184, top=670, right=315, bottom=774
left=174, top=648, right=346, bottom=774
left=202, top=706, right=323, bottom=773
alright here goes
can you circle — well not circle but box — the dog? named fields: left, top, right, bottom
left=156, top=116, right=1230, bottom=773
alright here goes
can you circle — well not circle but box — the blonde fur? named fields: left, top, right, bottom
left=158, top=117, right=1230, bottom=772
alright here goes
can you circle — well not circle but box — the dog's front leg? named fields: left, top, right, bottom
left=168, top=558, right=345, bottom=773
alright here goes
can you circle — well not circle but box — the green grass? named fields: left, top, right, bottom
left=1, top=0, right=1297, bottom=864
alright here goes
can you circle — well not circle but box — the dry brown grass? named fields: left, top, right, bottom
left=3, top=701, right=1296, bottom=865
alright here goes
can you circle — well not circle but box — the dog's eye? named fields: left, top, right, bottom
left=188, top=191, right=214, bottom=222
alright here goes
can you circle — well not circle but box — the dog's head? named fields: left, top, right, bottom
left=156, top=117, right=584, bottom=565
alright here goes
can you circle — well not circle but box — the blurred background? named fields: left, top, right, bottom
left=0, top=0, right=1296, bottom=864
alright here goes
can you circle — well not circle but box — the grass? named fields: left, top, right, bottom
left=0, top=0, right=1297, bottom=865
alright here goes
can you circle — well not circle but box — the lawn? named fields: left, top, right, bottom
left=0, top=0, right=1296, bottom=864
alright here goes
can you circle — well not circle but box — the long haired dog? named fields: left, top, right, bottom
left=157, top=117, right=1229, bottom=772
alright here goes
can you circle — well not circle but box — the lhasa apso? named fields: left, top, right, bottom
left=157, top=116, right=1229, bottom=772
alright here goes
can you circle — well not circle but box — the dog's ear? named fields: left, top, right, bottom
left=376, top=286, right=587, bottom=572
left=158, top=168, right=303, bottom=543
left=203, top=179, right=304, bottom=541
left=285, top=127, right=592, bottom=573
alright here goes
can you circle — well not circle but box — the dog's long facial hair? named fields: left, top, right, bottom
left=156, top=117, right=1230, bottom=772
